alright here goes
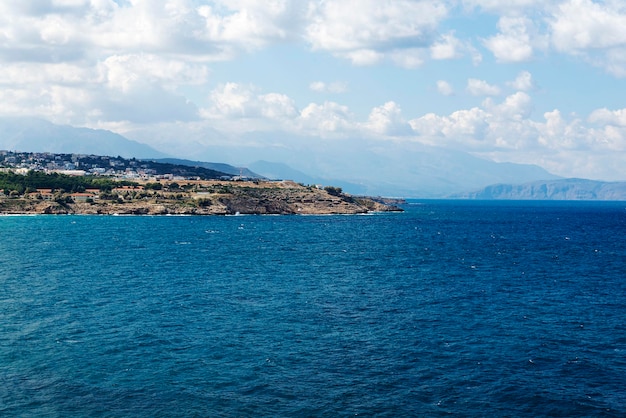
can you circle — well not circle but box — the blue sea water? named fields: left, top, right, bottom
left=1, top=201, right=626, bottom=417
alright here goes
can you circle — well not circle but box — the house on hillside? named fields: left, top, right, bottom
left=35, top=189, right=54, bottom=200
left=111, top=185, right=145, bottom=193
left=70, top=193, right=97, bottom=202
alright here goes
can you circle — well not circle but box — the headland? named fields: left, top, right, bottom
left=0, top=179, right=403, bottom=215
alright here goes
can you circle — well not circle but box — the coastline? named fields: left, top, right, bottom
left=0, top=180, right=403, bottom=216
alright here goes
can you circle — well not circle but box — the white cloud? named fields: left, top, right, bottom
left=198, top=0, right=304, bottom=47
left=549, top=0, right=626, bottom=76
left=343, top=49, right=384, bottom=66
left=604, top=48, right=626, bottom=77
left=408, top=113, right=446, bottom=138
left=550, top=0, right=626, bottom=52
left=596, top=125, right=626, bottom=151
left=410, top=107, right=489, bottom=146
left=463, top=0, right=545, bottom=14
left=0, top=62, right=92, bottom=85
left=390, top=48, right=425, bottom=69
left=556, top=109, right=620, bottom=152
left=203, top=82, right=297, bottom=120
left=0, top=0, right=625, bottom=182
left=97, top=88, right=200, bottom=124
left=309, top=81, right=348, bottom=93
left=426, top=29, right=482, bottom=65
left=488, top=91, right=533, bottom=120
left=466, top=78, right=501, bottom=96
left=430, top=32, right=464, bottom=60
left=0, top=1, right=303, bottom=65
left=0, top=85, right=84, bottom=122
left=445, top=108, right=489, bottom=139
left=99, top=54, right=209, bottom=92
left=588, top=108, right=626, bottom=126
left=405, top=90, right=626, bottom=178
left=587, top=108, right=626, bottom=151
left=507, top=70, right=535, bottom=91
left=365, top=101, right=413, bottom=136
left=119, top=84, right=626, bottom=180
left=309, top=81, right=326, bottom=92
left=536, top=109, right=587, bottom=149
left=39, top=14, right=76, bottom=45
left=258, top=92, right=299, bottom=119
left=305, top=0, right=448, bottom=65
left=437, top=80, right=454, bottom=96
left=0, top=57, right=202, bottom=125
left=410, top=92, right=537, bottom=151
left=0, top=1, right=307, bottom=126
left=483, top=17, right=535, bottom=62
left=199, top=83, right=242, bottom=116
left=298, top=101, right=356, bottom=135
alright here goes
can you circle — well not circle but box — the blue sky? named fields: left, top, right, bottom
left=2, top=0, right=626, bottom=181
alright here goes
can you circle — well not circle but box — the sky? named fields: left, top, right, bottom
left=1, top=0, right=626, bottom=181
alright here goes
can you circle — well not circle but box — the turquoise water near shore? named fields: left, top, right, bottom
left=2, top=201, right=626, bottom=416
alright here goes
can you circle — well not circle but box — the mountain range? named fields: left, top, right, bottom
left=153, top=158, right=260, bottom=179
left=2, top=117, right=615, bottom=199
left=453, top=178, right=626, bottom=200
left=0, top=117, right=165, bottom=159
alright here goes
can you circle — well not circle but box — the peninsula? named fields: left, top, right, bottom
left=0, top=151, right=403, bottom=215
left=0, top=180, right=402, bottom=215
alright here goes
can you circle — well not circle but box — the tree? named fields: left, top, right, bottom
left=145, top=182, right=162, bottom=190
left=324, top=186, right=343, bottom=196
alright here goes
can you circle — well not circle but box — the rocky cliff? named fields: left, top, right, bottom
left=0, top=180, right=403, bottom=215
left=454, top=178, right=626, bottom=200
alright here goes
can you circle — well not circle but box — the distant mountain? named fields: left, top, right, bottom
left=232, top=136, right=561, bottom=197
left=123, top=127, right=565, bottom=197
left=248, top=160, right=317, bottom=183
left=453, top=178, right=626, bottom=200
left=153, top=158, right=262, bottom=178
left=0, top=117, right=166, bottom=159
left=247, top=160, right=369, bottom=195
left=338, top=145, right=560, bottom=197
left=1, top=118, right=569, bottom=198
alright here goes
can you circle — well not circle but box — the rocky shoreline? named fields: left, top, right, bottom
left=0, top=180, right=404, bottom=216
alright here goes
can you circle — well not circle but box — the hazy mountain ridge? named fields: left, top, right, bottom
left=226, top=132, right=562, bottom=197
left=152, top=158, right=262, bottom=179
left=0, top=117, right=166, bottom=159
left=128, top=127, right=561, bottom=197
left=0, top=118, right=574, bottom=197
left=454, top=178, right=626, bottom=200
left=247, top=160, right=369, bottom=195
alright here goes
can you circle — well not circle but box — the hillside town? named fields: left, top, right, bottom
left=0, top=150, right=233, bottom=181
left=0, top=150, right=402, bottom=215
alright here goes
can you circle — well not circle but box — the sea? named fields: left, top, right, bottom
left=1, top=200, right=626, bottom=417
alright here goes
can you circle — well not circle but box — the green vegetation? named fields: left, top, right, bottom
left=324, top=186, right=343, bottom=196
left=0, top=163, right=402, bottom=216
left=144, top=182, right=163, bottom=191
left=0, top=171, right=136, bottom=195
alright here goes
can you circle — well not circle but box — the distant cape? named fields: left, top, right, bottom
left=452, top=178, right=626, bottom=200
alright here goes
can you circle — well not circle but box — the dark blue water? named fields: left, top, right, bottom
left=2, top=201, right=626, bottom=416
